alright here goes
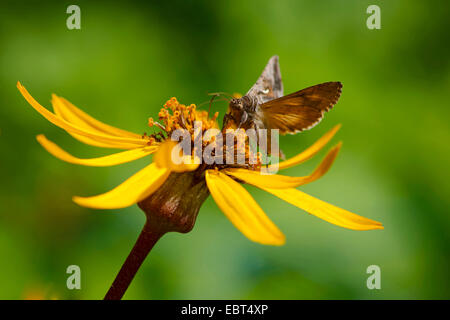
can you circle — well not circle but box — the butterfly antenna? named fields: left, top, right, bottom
left=197, top=97, right=229, bottom=108
left=207, top=91, right=234, bottom=100
left=207, top=94, right=219, bottom=118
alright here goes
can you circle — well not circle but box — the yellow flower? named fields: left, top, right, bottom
left=17, top=82, right=383, bottom=247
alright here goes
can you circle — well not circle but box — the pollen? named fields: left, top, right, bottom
left=155, top=97, right=218, bottom=142
left=152, top=97, right=262, bottom=171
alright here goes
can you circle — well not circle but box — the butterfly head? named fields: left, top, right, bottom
left=226, top=98, right=251, bottom=130
left=229, top=98, right=244, bottom=111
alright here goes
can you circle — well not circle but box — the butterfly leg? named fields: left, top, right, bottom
left=237, top=111, right=248, bottom=130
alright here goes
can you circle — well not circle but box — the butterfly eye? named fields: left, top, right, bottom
left=230, top=99, right=241, bottom=108
left=261, top=88, right=270, bottom=94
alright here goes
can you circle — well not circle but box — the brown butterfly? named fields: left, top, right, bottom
left=223, top=56, right=342, bottom=137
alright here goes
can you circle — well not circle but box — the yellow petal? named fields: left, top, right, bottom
left=37, top=134, right=158, bottom=167
left=54, top=130, right=139, bottom=149
left=205, top=170, right=285, bottom=245
left=154, top=140, right=199, bottom=172
left=272, top=124, right=341, bottom=170
left=52, top=95, right=141, bottom=139
left=224, top=142, right=341, bottom=189
left=17, top=82, right=148, bottom=148
left=73, top=163, right=170, bottom=209
left=261, top=187, right=384, bottom=231
left=52, top=96, right=137, bottom=149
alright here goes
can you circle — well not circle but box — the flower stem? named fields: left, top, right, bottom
left=104, top=219, right=164, bottom=300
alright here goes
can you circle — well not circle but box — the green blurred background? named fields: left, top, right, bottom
left=0, top=0, right=449, bottom=299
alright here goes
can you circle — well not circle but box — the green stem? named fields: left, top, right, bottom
left=104, top=220, right=164, bottom=300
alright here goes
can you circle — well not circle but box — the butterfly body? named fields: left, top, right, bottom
left=227, top=95, right=259, bottom=130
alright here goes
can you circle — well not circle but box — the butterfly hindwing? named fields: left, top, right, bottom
left=260, top=81, right=342, bottom=134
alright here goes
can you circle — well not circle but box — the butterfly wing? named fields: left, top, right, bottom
left=246, top=55, right=284, bottom=104
left=260, top=81, right=342, bottom=134
left=241, top=56, right=285, bottom=158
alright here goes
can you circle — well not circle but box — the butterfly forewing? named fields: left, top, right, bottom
left=260, top=81, right=342, bottom=134
left=247, top=55, right=284, bottom=104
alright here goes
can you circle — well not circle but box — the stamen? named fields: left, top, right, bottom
left=154, top=121, right=166, bottom=132
left=152, top=97, right=262, bottom=170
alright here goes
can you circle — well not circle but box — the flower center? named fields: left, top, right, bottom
left=148, top=97, right=262, bottom=170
